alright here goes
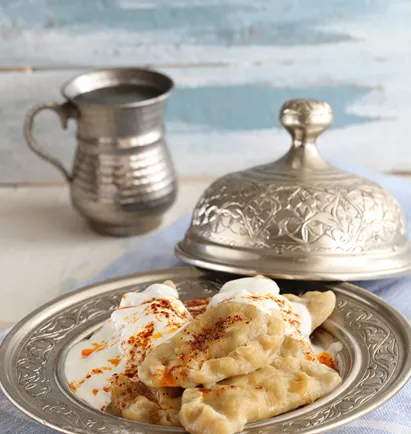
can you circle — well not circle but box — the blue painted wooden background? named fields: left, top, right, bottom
left=1, top=0, right=410, bottom=183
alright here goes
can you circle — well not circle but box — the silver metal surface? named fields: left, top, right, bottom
left=1, top=267, right=410, bottom=434
left=24, top=68, right=177, bottom=236
left=176, top=99, right=411, bottom=280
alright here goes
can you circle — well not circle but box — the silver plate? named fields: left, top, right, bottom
left=1, top=267, right=411, bottom=434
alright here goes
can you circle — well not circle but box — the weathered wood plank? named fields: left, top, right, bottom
left=0, top=0, right=362, bottom=68
left=0, top=66, right=409, bottom=183
left=0, top=0, right=410, bottom=182
left=0, top=0, right=408, bottom=67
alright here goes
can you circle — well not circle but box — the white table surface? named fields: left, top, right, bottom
left=0, top=178, right=211, bottom=329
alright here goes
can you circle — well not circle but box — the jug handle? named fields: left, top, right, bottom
left=24, top=102, right=77, bottom=182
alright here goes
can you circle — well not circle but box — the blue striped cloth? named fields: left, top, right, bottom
left=1, top=165, right=411, bottom=434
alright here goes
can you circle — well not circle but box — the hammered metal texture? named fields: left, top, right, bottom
left=24, top=68, right=177, bottom=236
left=70, top=102, right=177, bottom=234
left=176, top=99, right=411, bottom=280
left=1, top=268, right=410, bottom=434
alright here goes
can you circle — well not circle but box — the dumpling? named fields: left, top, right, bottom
left=179, top=348, right=341, bottom=434
left=122, top=396, right=181, bottom=426
left=284, top=291, right=336, bottom=332
left=138, top=302, right=285, bottom=388
left=110, top=374, right=182, bottom=426
left=179, top=290, right=340, bottom=434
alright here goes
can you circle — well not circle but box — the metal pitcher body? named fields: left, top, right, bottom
left=24, top=68, right=177, bottom=236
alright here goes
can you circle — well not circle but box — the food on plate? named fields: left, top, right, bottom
left=65, top=276, right=342, bottom=434
left=139, top=301, right=285, bottom=388
left=183, top=297, right=210, bottom=318
left=180, top=357, right=341, bottom=434
left=283, top=291, right=336, bottom=333
left=64, top=281, right=192, bottom=411
left=110, top=374, right=182, bottom=426
left=180, top=324, right=341, bottom=434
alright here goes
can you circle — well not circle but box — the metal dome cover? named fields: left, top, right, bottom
left=176, top=99, right=411, bottom=280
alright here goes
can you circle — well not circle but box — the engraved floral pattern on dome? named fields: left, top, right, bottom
left=190, top=170, right=407, bottom=254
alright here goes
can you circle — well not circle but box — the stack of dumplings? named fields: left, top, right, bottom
left=112, top=276, right=342, bottom=434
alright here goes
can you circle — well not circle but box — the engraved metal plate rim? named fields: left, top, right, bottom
left=1, top=267, right=411, bottom=434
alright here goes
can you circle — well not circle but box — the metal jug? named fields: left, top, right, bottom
left=24, top=68, right=177, bottom=236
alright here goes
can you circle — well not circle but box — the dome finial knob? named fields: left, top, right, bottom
left=279, top=99, right=333, bottom=146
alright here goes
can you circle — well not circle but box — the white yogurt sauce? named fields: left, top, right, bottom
left=209, top=276, right=312, bottom=340
left=64, top=283, right=192, bottom=410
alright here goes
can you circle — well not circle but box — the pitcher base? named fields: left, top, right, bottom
left=88, top=218, right=162, bottom=237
